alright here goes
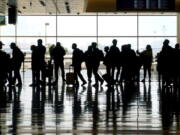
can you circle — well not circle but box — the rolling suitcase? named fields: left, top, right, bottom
left=66, top=66, right=75, bottom=85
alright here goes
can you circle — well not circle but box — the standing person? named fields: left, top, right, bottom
left=157, top=39, right=174, bottom=86
left=30, top=45, right=38, bottom=86
left=91, top=42, right=104, bottom=87
left=10, top=43, right=24, bottom=86
left=51, top=42, right=66, bottom=85
left=72, top=43, right=87, bottom=86
left=0, top=41, right=9, bottom=89
left=36, top=39, right=46, bottom=85
left=84, top=45, right=93, bottom=83
left=103, top=46, right=111, bottom=76
left=109, top=39, right=121, bottom=82
left=138, top=45, right=153, bottom=82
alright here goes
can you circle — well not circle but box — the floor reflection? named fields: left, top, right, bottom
left=1, top=70, right=180, bottom=134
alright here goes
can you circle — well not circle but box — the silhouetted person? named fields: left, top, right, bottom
left=173, top=43, right=180, bottom=86
left=84, top=45, right=93, bottom=83
left=120, top=44, right=136, bottom=83
left=91, top=42, right=104, bottom=86
left=72, top=43, right=87, bottom=86
left=138, top=45, right=153, bottom=82
left=36, top=39, right=46, bottom=85
left=10, top=43, right=24, bottom=86
left=103, top=46, right=111, bottom=76
left=0, top=41, right=9, bottom=89
left=49, top=44, right=55, bottom=63
left=30, top=45, right=38, bottom=86
left=109, top=39, right=121, bottom=82
left=51, top=42, right=66, bottom=85
left=157, top=39, right=174, bottom=86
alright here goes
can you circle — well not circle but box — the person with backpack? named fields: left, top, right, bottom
left=10, top=42, right=24, bottom=86
left=71, top=43, right=87, bottom=86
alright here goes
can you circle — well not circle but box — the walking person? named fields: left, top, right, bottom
left=71, top=43, right=87, bottom=86
left=10, top=43, right=24, bottom=86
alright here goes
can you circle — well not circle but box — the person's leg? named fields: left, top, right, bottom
left=93, top=66, right=103, bottom=86
left=54, top=63, right=59, bottom=83
left=116, top=66, right=121, bottom=82
left=87, top=64, right=92, bottom=82
left=148, top=66, right=151, bottom=82
left=76, top=67, right=86, bottom=85
left=15, top=66, right=22, bottom=86
left=142, top=65, right=146, bottom=82
left=74, top=66, right=79, bottom=85
left=60, top=62, right=65, bottom=81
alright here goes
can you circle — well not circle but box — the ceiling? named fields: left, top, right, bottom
left=0, top=0, right=86, bottom=15
left=0, top=0, right=180, bottom=15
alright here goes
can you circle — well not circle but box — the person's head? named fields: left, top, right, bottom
left=146, top=44, right=152, bottom=50
left=0, top=41, right=4, bottom=49
left=112, top=39, right=117, bottom=46
left=56, top=42, right=61, bottom=47
left=91, top=42, right=97, bottom=48
left=127, top=44, right=131, bottom=50
left=31, top=45, right=36, bottom=51
left=10, top=42, right=16, bottom=49
left=37, top=39, right=43, bottom=46
left=175, top=43, right=180, bottom=49
left=72, top=43, right=77, bottom=50
left=104, top=46, right=109, bottom=53
left=163, top=39, right=170, bottom=46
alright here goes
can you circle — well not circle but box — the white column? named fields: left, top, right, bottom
left=177, top=13, right=180, bottom=43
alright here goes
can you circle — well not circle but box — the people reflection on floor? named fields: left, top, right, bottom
left=51, top=42, right=66, bottom=85
left=10, top=43, right=24, bottom=86
left=36, top=39, right=46, bottom=85
left=72, top=43, right=87, bottom=86
left=137, top=45, right=153, bottom=82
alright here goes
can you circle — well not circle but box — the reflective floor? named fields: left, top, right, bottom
left=0, top=70, right=180, bottom=135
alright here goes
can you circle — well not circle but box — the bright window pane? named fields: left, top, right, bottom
left=17, top=37, right=45, bottom=52
left=17, top=16, right=56, bottom=36
left=98, top=37, right=137, bottom=51
left=139, top=37, right=177, bottom=56
left=139, top=16, right=177, bottom=36
left=1, top=37, right=15, bottom=53
left=98, top=16, right=137, bottom=36
left=58, top=16, right=96, bottom=36
left=0, top=17, right=15, bottom=36
left=58, top=37, right=96, bottom=53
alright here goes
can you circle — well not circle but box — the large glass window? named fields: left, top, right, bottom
left=0, top=13, right=177, bottom=56
left=58, top=16, right=97, bottom=36
left=17, top=16, right=56, bottom=36
left=98, top=16, right=137, bottom=36
left=139, top=16, right=177, bottom=36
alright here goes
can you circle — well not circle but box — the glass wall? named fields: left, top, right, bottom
left=0, top=13, right=177, bottom=56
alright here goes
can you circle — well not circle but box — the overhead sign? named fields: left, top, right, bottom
left=117, top=0, right=175, bottom=11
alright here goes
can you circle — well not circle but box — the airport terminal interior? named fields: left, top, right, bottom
left=1, top=0, right=180, bottom=134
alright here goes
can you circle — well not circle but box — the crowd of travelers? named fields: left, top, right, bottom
left=0, top=39, right=180, bottom=89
